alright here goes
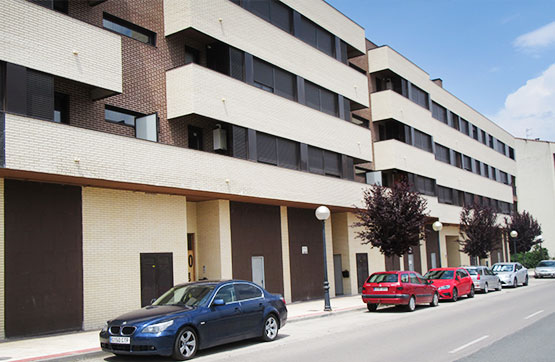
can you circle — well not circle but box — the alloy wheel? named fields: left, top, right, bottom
left=263, top=315, right=278, bottom=341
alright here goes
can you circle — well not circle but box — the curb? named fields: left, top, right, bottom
left=9, top=347, right=102, bottom=362
left=287, top=304, right=366, bottom=323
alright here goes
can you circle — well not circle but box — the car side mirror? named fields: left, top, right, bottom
left=212, top=298, right=225, bottom=307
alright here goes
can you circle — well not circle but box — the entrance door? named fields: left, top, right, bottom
left=187, top=234, right=195, bottom=282
left=251, top=256, right=265, bottom=288
left=333, top=254, right=344, bottom=295
left=140, top=253, right=174, bottom=307
left=356, top=253, right=369, bottom=294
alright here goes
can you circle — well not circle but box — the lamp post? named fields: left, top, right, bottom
left=432, top=221, right=443, bottom=267
left=315, top=205, right=332, bottom=312
left=510, top=230, right=518, bottom=260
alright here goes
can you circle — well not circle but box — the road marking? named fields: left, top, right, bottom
left=449, top=335, right=489, bottom=354
left=524, top=310, right=544, bottom=320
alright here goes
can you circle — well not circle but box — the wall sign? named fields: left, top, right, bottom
left=301, top=246, right=308, bottom=254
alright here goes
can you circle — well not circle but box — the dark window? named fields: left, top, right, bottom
left=185, top=46, right=200, bottom=65
left=105, top=105, right=141, bottom=127
left=53, top=0, right=68, bottom=14
left=483, top=163, right=489, bottom=178
left=463, top=155, right=472, bottom=171
left=305, top=81, right=320, bottom=110
left=274, top=67, right=296, bottom=100
left=450, top=113, right=460, bottom=130
left=229, top=47, right=245, bottom=81
left=409, top=84, right=429, bottom=108
left=481, top=130, right=487, bottom=145
left=270, top=0, right=292, bottom=33
left=0, top=62, right=4, bottom=111
left=500, top=171, right=509, bottom=185
left=490, top=167, right=497, bottom=181
left=324, top=150, right=341, bottom=177
left=214, top=284, right=237, bottom=303
left=304, top=80, right=338, bottom=117
left=453, top=151, right=462, bottom=168
left=54, top=92, right=69, bottom=124
left=509, top=147, right=515, bottom=160
left=257, top=132, right=278, bottom=165
left=244, top=0, right=270, bottom=21
left=308, top=146, right=324, bottom=174
left=188, top=126, right=203, bottom=151
left=474, top=159, right=481, bottom=175
left=499, top=202, right=510, bottom=215
left=414, top=129, right=432, bottom=152
left=253, top=57, right=295, bottom=100
left=464, top=192, right=474, bottom=206
left=277, top=138, right=299, bottom=170
left=472, top=125, right=479, bottom=141
left=102, top=13, right=156, bottom=45
left=299, top=16, right=317, bottom=48
left=438, top=185, right=453, bottom=204
left=415, top=175, right=435, bottom=196
left=26, top=69, right=54, bottom=120
left=460, top=119, right=469, bottom=135
left=431, top=101, right=447, bottom=124
left=232, top=126, right=248, bottom=159
left=496, top=140, right=506, bottom=154
left=488, top=134, right=494, bottom=148
left=339, top=40, right=348, bottom=64
left=435, top=143, right=450, bottom=163
left=316, top=26, right=334, bottom=57
left=253, top=58, right=274, bottom=92
left=234, top=283, right=262, bottom=301
left=343, top=98, right=351, bottom=122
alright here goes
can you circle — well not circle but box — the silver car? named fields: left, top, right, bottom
left=534, top=260, right=555, bottom=278
left=492, top=262, right=528, bottom=287
left=465, top=266, right=502, bottom=293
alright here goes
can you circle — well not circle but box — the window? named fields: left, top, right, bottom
left=103, top=13, right=156, bottom=45
left=415, top=175, right=435, bottom=196
left=54, top=92, right=69, bottom=124
left=431, top=101, right=447, bottom=124
left=324, top=150, right=341, bottom=177
left=453, top=151, right=462, bottom=168
left=499, top=171, right=509, bottom=185
left=481, top=130, right=487, bottom=145
left=105, top=105, right=142, bottom=126
left=230, top=47, right=245, bottom=81
left=460, top=119, right=469, bottom=135
left=450, top=113, right=460, bottom=130
left=185, top=46, right=200, bottom=65
left=0, top=62, right=4, bottom=111
left=496, top=140, right=506, bottom=155
left=234, top=283, right=262, bottom=300
left=509, top=147, right=515, bottom=160
left=438, top=185, right=453, bottom=204
left=463, top=155, right=472, bottom=171
left=490, top=167, right=497, bottom=181
left=435, top=143, right=450, bottom=163
left=414, top=129, right=432, bottom=152
left=253, top=58, right=274, bottom=92
left=308, top=146, right=324, bottom=174
left=277, top=138, right=299, bottom=170
left=299, top=16, right=335, bottom=57
left=257, top=132, right=278, bottom=165
left=253, top=58, right=296, bottom=100
left=474, top=159, right=481, bottom=175
left=214, top=284, right=237, bottom=304
left=472, top=125, right=479, bottom=141
left=483, top=164, right=489, bottom=178
left=488, top=134, right=495, bottom=148
left=304, top=80, right=337, bottom=116
left=409, top=84, right=429, bottom=108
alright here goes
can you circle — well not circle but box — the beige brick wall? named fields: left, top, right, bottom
left=0, top=0, right=122, bottom=92
left=163, top=0, right=368, bottom=106
left=196, top=200, right=233, bottom=280
left=0, top=179, right=4, bottom=339
left=167, top=64, right=373, bottom=162
left=82, top=187, right=188, bottom=330
left=5, top=114, right=368, bottom=209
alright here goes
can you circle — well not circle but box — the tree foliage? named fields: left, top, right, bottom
left=511, top=245, right=550, bottom=268
left=353, top=181, right=429, bottom=257
left=459, top=203, right=501, bottom=259
left=505, top=210, right=542, bottom=254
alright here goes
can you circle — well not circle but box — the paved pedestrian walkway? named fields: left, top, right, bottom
left=0, top=294, right=364, bottom=362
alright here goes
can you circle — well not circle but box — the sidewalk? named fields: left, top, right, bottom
left=0, top=294, right=364, bottom=362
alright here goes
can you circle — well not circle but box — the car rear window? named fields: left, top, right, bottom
left=366, top=273, right=398, bottom=283
left=425, top=270, right=454, bottom=280
left=466, top=269, right=478, bottom=275
left=537, top=261, right=555, bottom=267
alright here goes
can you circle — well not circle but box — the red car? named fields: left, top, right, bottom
left=424, top=267, right=474, bottom=301
left=361, top=271, right=439, bottom=312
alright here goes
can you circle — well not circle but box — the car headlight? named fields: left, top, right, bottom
left=438, top=285, right=451, bottom=290
left=142, top=320, right=174, bottom=334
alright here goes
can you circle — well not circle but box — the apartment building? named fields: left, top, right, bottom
left=0, top=0, right=374, bottom=338
left=514, top=138, right=555, bottom=254
left=366, top=44, right=516, bottom=272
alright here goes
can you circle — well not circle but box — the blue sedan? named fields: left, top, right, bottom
left=99, top=280, right=287, bottom=360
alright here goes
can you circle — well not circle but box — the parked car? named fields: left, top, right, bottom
left=492, top=262, right=528, bottom=287
left=464, top=266, right=502, bottom=293
left=362, top=271, right=439, bottom=312
left=534, top=260, right=555, bottom=278
left=99, top=280, right=287, bottom=360
left=424, top=267, right=474, bottom=301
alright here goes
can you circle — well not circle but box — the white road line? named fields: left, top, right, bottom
left=449, top=335, right=489, bottom=354
left=524, top=310, right=544, bottom=320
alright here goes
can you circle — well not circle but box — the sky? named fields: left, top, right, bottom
left=326, top=0, right=555, bottom=142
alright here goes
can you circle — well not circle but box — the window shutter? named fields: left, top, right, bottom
left=277, top=138, right=299, bottom=169
left=229, top=48, right=244, bottom=81
left=274, top=67, right=295, bottom=100
left=304, top=81, right=320, bottom=110
left=253, top=58, right=274, bottom=90
left=232, top=126, right=248, bottom=159
left=26, top=69, right=54, bottom=120
left=256, top=132, right=277, bottom=165
left=324, top=150, right=340, bottom=176
left=308, top=146, right=324, bottom=174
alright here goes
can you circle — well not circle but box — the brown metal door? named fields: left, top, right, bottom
left=140, top=253, right=174, bottom=307
left=356, top=253, right=369, bottom=293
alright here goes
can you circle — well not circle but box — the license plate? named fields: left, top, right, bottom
left=110, top=336, right=130, bottom=344
left=374, top=287, right=387, bottom=291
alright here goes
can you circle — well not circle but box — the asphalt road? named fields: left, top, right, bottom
left=60, top=278, right=555, bottom=362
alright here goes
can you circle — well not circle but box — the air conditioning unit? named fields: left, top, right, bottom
left=213, top=125, right=227, bottom=151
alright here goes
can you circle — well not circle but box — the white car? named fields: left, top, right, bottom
left=492, top=262, right=528, bottom=287
left=465, top=266, right=502, bottom=293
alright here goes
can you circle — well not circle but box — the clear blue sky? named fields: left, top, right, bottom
left=326, top=0, right=555, bottom=141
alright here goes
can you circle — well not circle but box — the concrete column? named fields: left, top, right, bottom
left=197, top=200, right=232, bottom=280
left=280, top=206, right=292, bottom=303
left=439, top=229, right=449, bottom=267
left=420, top=237, right=428, bottom=273
left=325, top=214, right=335, bottom=298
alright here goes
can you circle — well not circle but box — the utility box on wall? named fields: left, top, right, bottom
left=213, top=126, right=227, bottom=151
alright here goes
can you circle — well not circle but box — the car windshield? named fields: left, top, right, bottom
left=492, top=264, right=514, bottom=272
left=537, top=261, right=555, bottom=267
left=153, top=284, right=216, bottom=308
left=367, top=273, right=398, bottom=283
left=466, top=269, right=478, bottom=275
left=425, top=270, right=454, bottom=280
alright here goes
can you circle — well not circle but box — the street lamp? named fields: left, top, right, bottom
left=315, top=205, right=332, bottom=312
left=432, top=221, right=443, bottom=267
left=510, top=230, right=518, bottom=259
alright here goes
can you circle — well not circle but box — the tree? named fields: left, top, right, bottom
left=512, top=244, right=550, bottom=268
left=459, top=203, right=501, bottom=260
left=353, top=180, right=429, bottom=257
left=505, top=211, right=542, bottom=254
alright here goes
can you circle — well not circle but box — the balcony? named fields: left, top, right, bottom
left=163, top=0, right=368, bottom=106
left=166, top=64, right=372, bottom=162
left=1, top=0, right=122, bottom=95
left=3, top=113, right=369, bottom=208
